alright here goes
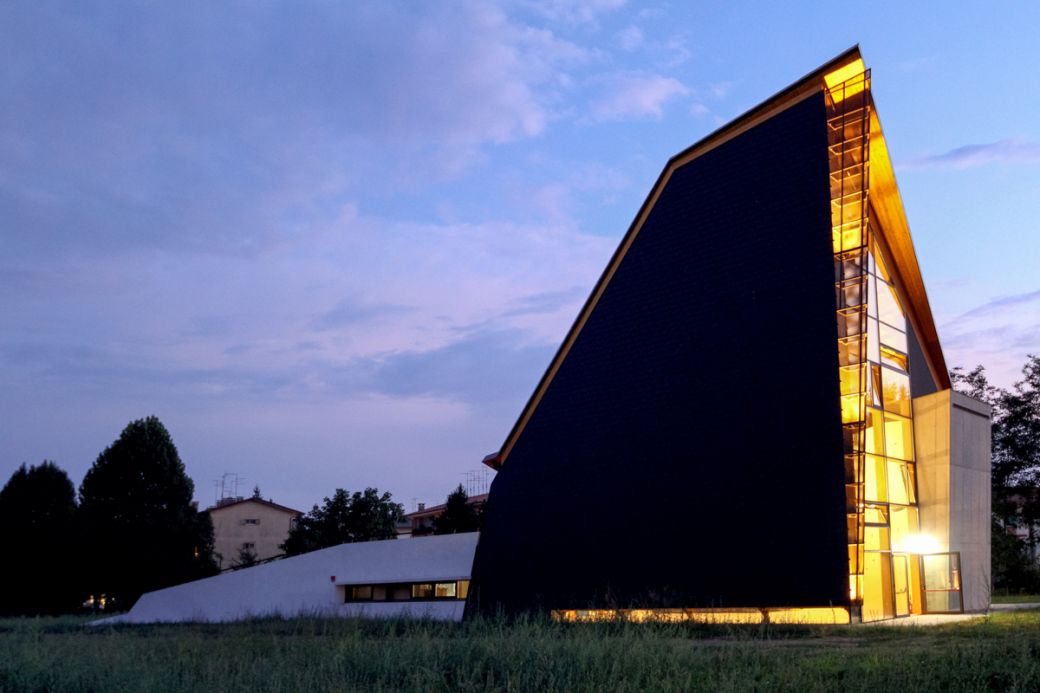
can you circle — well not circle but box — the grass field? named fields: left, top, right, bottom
left=991, top=593, right=1040, bottom=604
left=2, top=609, right=1040, bottom=692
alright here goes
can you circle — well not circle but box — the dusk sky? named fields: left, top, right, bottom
left=2, top=1, right=1038, bottom=512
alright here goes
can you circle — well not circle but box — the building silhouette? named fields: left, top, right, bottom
left=468, top=47, right=991, bottom=624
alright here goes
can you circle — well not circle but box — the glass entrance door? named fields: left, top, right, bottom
left=920, top=552, right=963, bottom=614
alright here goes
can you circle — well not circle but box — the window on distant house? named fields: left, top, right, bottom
left=242, top=518, right=260, bottom=525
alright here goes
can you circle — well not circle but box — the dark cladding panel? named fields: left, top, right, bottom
left=469, top=92, right=849, bottom=614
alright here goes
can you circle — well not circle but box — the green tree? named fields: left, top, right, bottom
left=0, top=461, right=81, bottom=615
left=232, top=543, right=259, bottom=570
left=993, top=355, right=1040, bottom=489
left=79, top=416, right=218, bottom=609
left=282, top=488, right=403, bottom=556
left=953, top=355, right=1040, bottom=592
left=432, top=484, right=482, bottom=535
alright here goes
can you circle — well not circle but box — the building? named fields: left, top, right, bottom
left=405, top=494, right=488, bottom=537
left=207, top=497, right=303, bottom=570
left=467, top=47, right=992, bottom=624
left=95, top=533, right=478, bottom=624
left=91, top=48, right=992, bottom=627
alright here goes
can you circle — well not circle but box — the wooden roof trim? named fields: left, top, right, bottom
left=486, top=48, right=868, bottom=470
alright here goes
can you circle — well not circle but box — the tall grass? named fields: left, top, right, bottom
left=1, top=610, right=1040, bottom=692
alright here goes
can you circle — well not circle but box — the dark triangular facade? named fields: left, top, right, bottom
left=469, top=89, right=850, bottom=615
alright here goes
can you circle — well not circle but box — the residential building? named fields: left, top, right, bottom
left=207, top=497, right=302, bottom=570
left=405, top=494, right=488, bottom=537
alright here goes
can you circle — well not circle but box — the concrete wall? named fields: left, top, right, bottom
left=914, top=389, right=991, bottom=612
left=208, top=500, right=299, bottom=568
left=95, top=533, right=479, bottom=624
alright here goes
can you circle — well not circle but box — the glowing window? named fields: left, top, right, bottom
left=864, top=505, right=888, bottom=525
left=839, top=277, right=865, bottom=307
left=879, top=321, right=907, bottom=354
left=841, top=394, right=864, bottom=423
left=884, top=413, right=914, bottom=461
left=868, top=363, right=883, bottom=407
left=836, top=251, right=866, bottom=281
left=881, top=368, right=912, bottom=417
left=349, top=585, right=372, bottom=601
left=434, top=582, right=457, bottom=598
left=837, top=307, right=865, bottom=337
left=411, top=583, right=434, bottom=599
left=887, top=461, right=910, bottom=505
left=865, top=409, right=885, bottom=455
left=881, top=346, right=909, bottom=371
left=840, top=365, right=865, bottom=396
left=864, top=525, right=890, bottom=551
left=867, top=318, right=881, bottom=363
left=873, top=244, right=892, bottom=282
left=838, top=336, right=864, bottom=366
left=864, top=454, right=887, bottom=502
left=876, top=279, right=904, bottom=328
left=889, top=505, right=918, bottom=549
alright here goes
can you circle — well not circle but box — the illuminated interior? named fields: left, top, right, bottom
left=342, top=579, right=470, bottom=603
left=485, top=52, right=965, bottom=625
left=545, top=58, right=955, bottom=626
left=825, top=63, right=927, bottom=622
left=553, top=607, right=851, bottom=625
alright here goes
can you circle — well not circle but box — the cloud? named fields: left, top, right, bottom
left=659, top=35, right=692, bottom=68
left=591, top=72, right=690, bottom=121
left=709, top=81, right=735, bottom=99
left=900, top=139, right=1040, bottom=170
left=311, top=299, right=414, bottom=331
left=364, top=328, right=556, bottom=403
left=689, top=102, right=712, bottom=118
left=940, top=288, right=1040, bottom=388
left=0, top=2, right=588, bottom=259
left=616, top=25, right=644, bottom=51
left=945, top=288, right=1040, bottom=325
left=499, top=286, right=589, bottom=318
left=523, top=0, right=627, bottom=26
left=0, top=209, right=613, bottom=405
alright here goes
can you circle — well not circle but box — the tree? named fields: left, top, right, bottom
left=993, top=355, right=1040, bottom=489
left=232, top=543, right=259, bottom=570
left=950, top=364, right=998, bottom=406
left=953, top=355, right=1040, bottom=592
left=78, top=416, right=218, bottom=609
left=282, top=488, right=403, bottom=556
left=432, top=484, right=482, bottom=535
left=0, top=461, right=81, bottom=615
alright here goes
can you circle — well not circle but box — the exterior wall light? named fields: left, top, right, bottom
left=895, top=533, right=941, bottom=554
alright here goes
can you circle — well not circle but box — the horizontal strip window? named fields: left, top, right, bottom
left=344, top=580, right=470, bottom=603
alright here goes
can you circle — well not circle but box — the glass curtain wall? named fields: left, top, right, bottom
left=825, top=66, right=921, bottom=622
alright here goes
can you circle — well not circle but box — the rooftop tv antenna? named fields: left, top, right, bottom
left=214, top=472, right=245, bottom=506
left=463, top=468, right=491, bottom=497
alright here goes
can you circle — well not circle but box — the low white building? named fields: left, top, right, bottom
left=94, top=532, right=479, bottom=624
